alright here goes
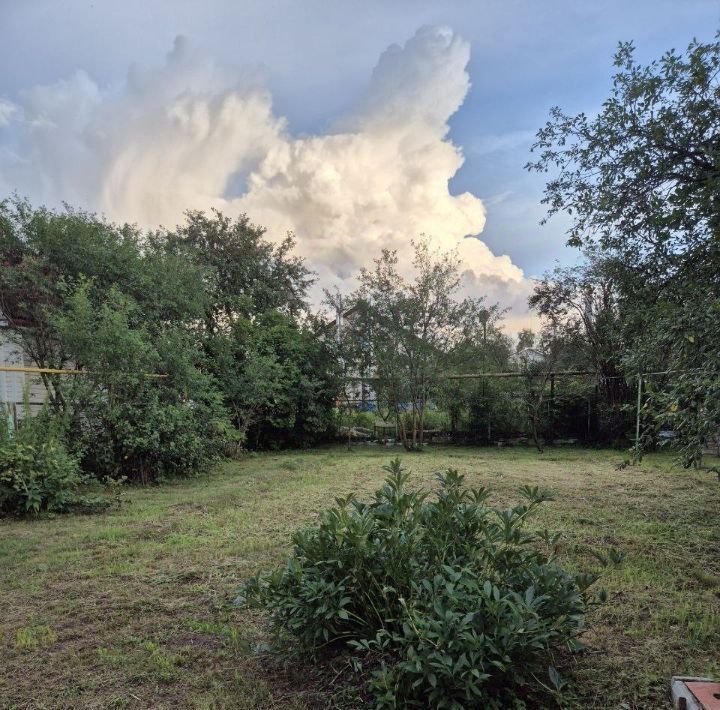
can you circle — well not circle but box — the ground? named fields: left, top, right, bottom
left=0, top=446, right=718, bottom=709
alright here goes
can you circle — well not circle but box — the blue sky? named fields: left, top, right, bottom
left=1, top=0, right=719, bottom=325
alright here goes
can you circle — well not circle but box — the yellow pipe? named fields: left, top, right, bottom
left=0, top=365, right=167, bottom=378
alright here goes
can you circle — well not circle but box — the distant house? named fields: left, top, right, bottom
left=329, top=304, right=375, bottom=411
left=511, top=347, right=545, bottom=367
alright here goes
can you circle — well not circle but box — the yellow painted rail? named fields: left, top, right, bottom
left=0, top=365, right=167, bottom=378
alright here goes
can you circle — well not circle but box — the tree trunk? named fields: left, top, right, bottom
left=411, top=406, right=417, bottom=450
left=398, top=407, right=409, bottom=450
left=531, top=411, right=544, bottom=453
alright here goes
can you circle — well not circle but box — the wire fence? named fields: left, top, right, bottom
left=339, top=369, right=719, bottom=452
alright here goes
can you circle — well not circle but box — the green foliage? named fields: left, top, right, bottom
left=529, top=36, right=720, bottom=463
left=343, top=410, right=376, bottom=430
left=54, top=284, right=231, bottom=483
left=416, top=408, right=448, bottom=431
left=0, top=199, right=336, bottom=479
left=343, top=240, right=490, bottom=451
left=529, top=255, right=633, bottom=446
left=0, top=415, right=83, bottom=515
left=528, top=36, right=720, bottom=268
left=159, top=209, right=312, bottom=326
left=207, top=311, right=340, bottom=450
left=0, top=198, right=230, bottom=484
left=633, top=291, right=720, bottom=466
left=163, top=209, right=338, bottom=451
left=467, top=379, right=520, bottom=442
left=241, top=459, right=614, bottom=707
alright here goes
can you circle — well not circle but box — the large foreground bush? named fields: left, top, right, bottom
left=241, top=460, right=616, bottom=708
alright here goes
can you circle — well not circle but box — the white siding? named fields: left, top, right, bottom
left=0, top=330, right=50, bottom=418
left=0, top=332, right=25, bottom=405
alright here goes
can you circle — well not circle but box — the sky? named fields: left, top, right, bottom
left=1, top=0, right=719, bottom=332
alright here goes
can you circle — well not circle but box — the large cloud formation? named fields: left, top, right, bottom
left=0, top=26, right=534, bottom=330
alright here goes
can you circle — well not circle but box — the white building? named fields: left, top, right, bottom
left=511, top=347, right=546, bottom=367
left=0, top=315, right=48, bottom=421
left=332, top=304, right=375, bottom=410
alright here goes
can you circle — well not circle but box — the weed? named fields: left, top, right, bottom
left=15, top=625, right=56, bottom=650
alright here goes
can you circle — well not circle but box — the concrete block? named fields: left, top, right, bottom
left=671, top=676, right=720, bottom=710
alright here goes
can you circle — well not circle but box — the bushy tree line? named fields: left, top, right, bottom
left=4, top=29, right=717, bottom=501
left=329, top=239, right=629, bottom=451
left=0, top=199, right=340, bottom=493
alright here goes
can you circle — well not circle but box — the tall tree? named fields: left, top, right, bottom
left=517, top=330, right=563, bottom=453
left=515, top=329, right=535, bottom=354
left=159, top=209, right=339, bottom=449
left=158, top=209, right=313, bottom=331
left=528, top=35, right=720, bottom=464
left=349, top=239, right=479, bottom=451
left=530, top=254, right=629, bottom=407
left=527, top=36, right=720, bottom=274
left=0, top=198, right=229, bottom=482
left=0, top=197, right=208, bottom=411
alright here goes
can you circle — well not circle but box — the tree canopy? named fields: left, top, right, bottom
left=529, top=34, right=720, bottom=464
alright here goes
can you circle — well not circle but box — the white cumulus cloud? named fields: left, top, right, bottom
left=0, top=99, right=16, bottom=127
left=0, top=26, right=535, bottom=331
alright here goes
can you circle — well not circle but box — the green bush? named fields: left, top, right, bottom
left=468, top=380, right=522, bottom=443
left=420, top=408, right=450, bottom=431
left=54, top=286, right=233, bottom=483
left=344, top=410, right=376, bottom=430
left=76, top=381, right=232, bottom=484
left=0, top=431, right=83, bottom=516
left=241, top=459, right=615, bottom=708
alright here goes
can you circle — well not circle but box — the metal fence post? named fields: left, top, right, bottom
left=635, top=374, right=643, bottom=457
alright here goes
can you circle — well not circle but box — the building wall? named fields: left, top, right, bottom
left=0, top=328, right=49, bottom=419
left=335, top=307, right=376, bottom=410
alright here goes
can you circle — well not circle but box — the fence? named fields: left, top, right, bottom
left=339, top=370, right=646, bottom=448
left=0, top=365, right=168, bottom=428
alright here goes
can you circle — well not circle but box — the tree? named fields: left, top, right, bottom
left=54, top=284, right=230, bottom=482
left=0, top=199, right=230, bottom=482
left=527, top=36, right=720, bottom=273
left=528, top=35, right=720, bottom=464
left=0, top=197, right=209, bottom=413
left=0, top=198, right=341, bottom=467
left=529, top=254, right=635, bottom=441
left=159, top=209, right=313, bottom=331
left=442, top=303, right=512, bottom=440
left=348, top=239, right=479, bottom=451
left=158, top=209, right=340, bottom=449
left=517, top=331, right=563, bottom=453
left=515, top=329, right=535, bottom=354
left=206, top=311, right=340, bottom=449
left=322, top=290, right=376, bottom=450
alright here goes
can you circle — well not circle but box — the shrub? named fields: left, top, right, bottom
left=240, top=459, right=616, bottom=707
left=468, top=380, right=521, bottom=443
left=346, top=410, right=376, bottom=430
left=77, top=385, right=232, bottom=484
left=0, top=407, right=114, bottom=516
left=0, top=431, right=83, bottom=516
left=54, top=287, right=233, bottom=483
left=419, top=408, right=450, bottom=431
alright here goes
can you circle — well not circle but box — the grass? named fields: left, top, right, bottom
left=0, top=445, right=718, bottom=709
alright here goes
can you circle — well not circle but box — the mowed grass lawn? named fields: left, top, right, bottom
left=1, top=447, right=719, bottom=709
